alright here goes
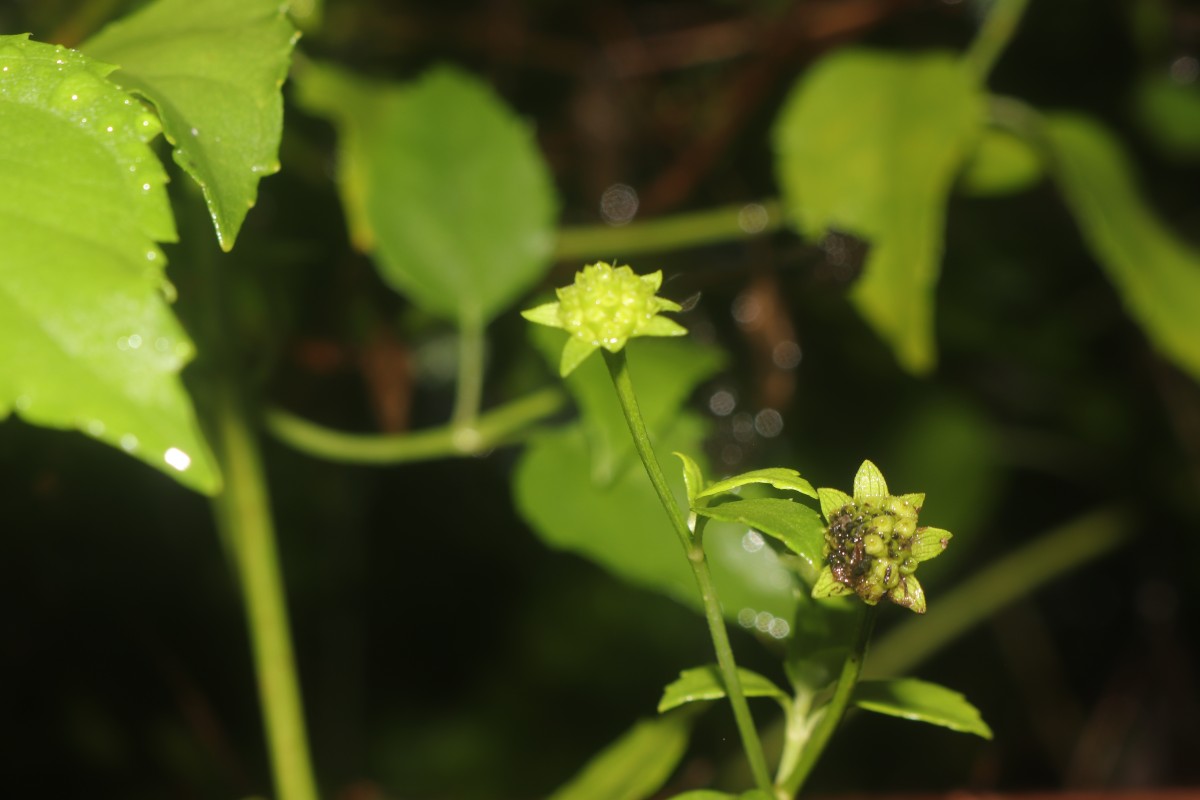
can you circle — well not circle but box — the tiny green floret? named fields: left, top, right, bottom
left=811, top=460, right=952, bottom=613
left=522, top=261, right=687, bottom=376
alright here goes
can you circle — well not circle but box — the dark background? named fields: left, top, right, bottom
left=2, top=1, right=1199, bottom=798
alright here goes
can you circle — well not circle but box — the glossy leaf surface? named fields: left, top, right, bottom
left=697, top=468, right=817, bottom=502
left=694, top=498, right=825, bottom=575
left=773, top=50, right=982, bottom=372
left=82, top=0, right=296, bottom=251
left=0, top=34, right=218, bottom=493
left=1045, top=113, right=1200, bottom=382
left=853, top=678, right=992, bottom=738
left=296, top=61, right=558, bottom=327
left=548, top=710, right=698, bottom=800
left=657, top=664, right=788, bottom=713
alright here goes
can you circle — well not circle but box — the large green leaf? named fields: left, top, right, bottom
left=548, top=709, right=699, bottom=800
left=1044, top=114, right=1200, bottom=382
left=295, top=61, right=558, bottom=327
left=853, top=678, right=992, bottom=739
left=515, top=416, right=799, bottom=628
left=0, top=34, right=219, bottom=493
left=82, top=0, right=296, bottom=251
left=772, top=50, right=983, bottom=372
left=658, top=664, right=789, bottom=713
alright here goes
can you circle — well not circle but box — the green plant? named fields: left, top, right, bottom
left=5, top=0, right=1193, bottom=797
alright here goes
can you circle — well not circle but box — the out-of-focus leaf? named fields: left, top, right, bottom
left=0, top=34, right=219, bottom=493
left=532, top=325, right=724, bottom=485
left=669, top=791, right=773, bottom=800
left=773, top=49, right=983, bottom=372
left=1045, top=114, right=1200, bottom=382
left=1134, top=76, right=1200, bottom=161
left=658, top=664, right=788, bottom=713
left=853, top=678, right=993, bottom=739
left=514, top=417, right=799, bottom=626
left=295, top=61, right=558, bottom=327
left=547, top=709, right=700, bottom=800
left=960, top=126, right=1043, bottom=195
left=83, top=0, right=296, bottom=251
left=697, top=468, right=817, bottom=502
left=694, top=499, right=825, bottom=576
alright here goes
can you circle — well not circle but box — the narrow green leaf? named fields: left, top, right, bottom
left=694, top=498, right=825, bottom=574
left=658, top=664, right=788, bottom=713
left=295, top=61, right=558, bottom=327
left=852, top=459, right=888, bottom=500
left=853, top=678, right=992, bottom=738
left=1044, top=113, right=1200, bottom=382
left=773, top=50, right=983, bottom=372
left=548, top=710, right=699, bottom=800
left=698, top=468, right=817, bottom=501
left=675, top=451, right=706, bottom=506
left=82, top=0, right=296, bottom=251
left=959, top=125, right=1043, bottom=195
left=0, top=34, right=219, bottom=494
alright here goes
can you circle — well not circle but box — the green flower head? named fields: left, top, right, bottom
left=521, top=261, right=687, bottom=376
left=810, top=460, right=952, bottom=614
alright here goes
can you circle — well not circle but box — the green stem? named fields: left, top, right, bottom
left=452, top=317, right=486, bottom=433
left=555, top=199, right=784, bottom=261
left=265, top=387, right=565, bottom=464
left=602, top=349, right=774, bottom=795
left=211, top=382, right=319, bottom=800
left=779, top=606, right=877, bottom=797
left=866, top=507, right=1129, bottom=679
left=962, top=0, right=1032, bottom=83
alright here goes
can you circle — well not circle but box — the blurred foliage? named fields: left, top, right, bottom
left=2, top=0, right=1200, bottom=798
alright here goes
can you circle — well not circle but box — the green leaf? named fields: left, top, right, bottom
left=1134, top=75, right=1200, bottom=161
left=295, top=61, right=558, bottom=327
left=1044, top=113, right=1200, bottom=382
left=773, top=49, right=983, bottom=372
left=669, top=791, right=773, bottom=800
left=816, top=487, right=853, bottom=522
left=853, top=678, right=993, bottom=739
left=82, top=0, right=296, bottom=251
left=697, top=468, right=817, bottom=502
left=0, top=35, right=219, bottom=494
left=694, top=498, right=825, bottom=576
left=548, top=709, right=699, bottom=800
left=852, top=459, right=888, bottom=501
left=959, top=125, right=1043, bottom=195
left=514, top=416, right=799, bottom=628
left=675, top=451, right=706, bottom=506
left=658, top=664, right=788, bottom=713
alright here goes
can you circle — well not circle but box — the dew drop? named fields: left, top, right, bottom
left=146, top=250, right=157, bottom=261
left=85, top=419, right=106, bottom=436
left=742, top=530, right=765, bottom=553
left=120, top=433, right=139, bottom=452
left=737, top=608, right=756, bottom=628
left=128, top=334, right=143, bottom=349
left=164, top=447, right=192, bottom=471
left=142, top=183, right=152, bottom=191
left=14, top=394, right=32, bottom=411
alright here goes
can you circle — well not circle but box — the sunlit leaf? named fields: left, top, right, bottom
left=657, top=664, right=788, bottom=713
left=694, top=498, right=825, bottom=575
left=853, top=678, right=992, bottom=739
left=852, top=459, right=888, bottom=500
left=698, top=468, right=817, bottom=502
left=1045, top=113, right=1200, bottom=382
left=816, top=487, right=852, bottom=522
left=295, top=61, right=558, bottom=327
left=675, top=451, right=706, bottom=506
left=773, top=49, right=983, bottom=372
left=0, top=34, right=219, bottom=493
left=547, top=709, right=700, bottom=800
left=82, top=0, right=296, bottom=251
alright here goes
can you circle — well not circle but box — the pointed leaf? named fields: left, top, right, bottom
left=811, top=567, right=851, bottom=599
left=560, top=336, right=596, bottom=377
left=888, top=577, right=926, bottom=613
left=82, top=0, right=296, bottom=251
left=698, top=468, right=817, bottom=501
left=0, top=34, right=218, bottom=494
left=773, top=50, right=983, bottom=372
left=674, top=451, right=706, bottom=506
left=694, top=498, right=825, bottom=573
left=548, top=709, right=700, bottom=800
left=817, top=487, right=853, bottom=522
left=1044, top=113, right=1200, bottom=382
left=853, top=678, right=992, bottom=739
left=521, top=302, right=562, bottom=327
left=853, top=459, right=889, bottom=500
left=295, top=61, right=558, bottom=326
left=658, top=664, right=789, bottom=713
left=912, top=527, right=952, bottom=562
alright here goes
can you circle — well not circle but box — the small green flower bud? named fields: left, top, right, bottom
left=894, top=517, right=916, bottom=538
